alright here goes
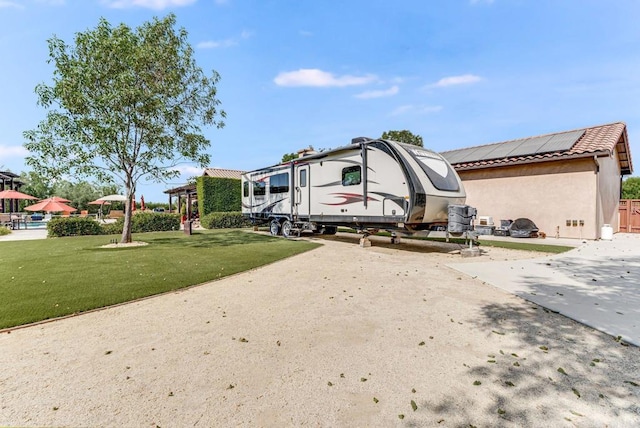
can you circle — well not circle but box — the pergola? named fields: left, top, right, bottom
left=164, top=183, right=197, bottom=219
left=0, top=171, right=25, bottom=213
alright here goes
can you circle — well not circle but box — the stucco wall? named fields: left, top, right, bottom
left=458, top=158, right=601, bottom=239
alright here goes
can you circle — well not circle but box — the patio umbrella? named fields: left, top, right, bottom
left=96, top=194, right=127, bottom=202
left=88, top=199, right=111, bottom=219
left=0, top=189, right=38, bottom=200
left=25, top=198, right=78, bottom=213
left=40, top=196, right=71, bottom=203
left=140, top=195, right=146, bottom=211
left=0, top=189, right=38, bottom=224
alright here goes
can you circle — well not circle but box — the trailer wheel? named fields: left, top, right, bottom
left=322, top=226, right=338, bottom=235
left=269, top=220, right=281, bottom=236
left=281, top=220, right=293, bottom=238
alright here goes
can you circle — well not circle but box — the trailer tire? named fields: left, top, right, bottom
left=269, top=220, right=281, bottom=236
left=322, top=226, right=338, bottom=235
left=281, top=220, right=293, bottom=238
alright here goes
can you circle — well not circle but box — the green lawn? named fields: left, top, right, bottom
left=0, top=229, right=320, bottom=330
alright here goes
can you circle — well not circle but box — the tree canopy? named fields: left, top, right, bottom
left=281, top=152, right=297, bottom=163
left=622, top=177, right=640, bottom=199
left=381, top=130, right=423, bottom=147
left=24, top=14, right=225, bottom=242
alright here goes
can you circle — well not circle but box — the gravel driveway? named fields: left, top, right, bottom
left=1, top=233, right=638, bottom=427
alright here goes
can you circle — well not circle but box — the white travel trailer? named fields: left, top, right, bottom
left=242, top=137, right=468, bottom=237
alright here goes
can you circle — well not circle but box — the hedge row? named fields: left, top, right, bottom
left=47, top=217, right=104, bottom=237
left=200, top=211, right=252, bottom=229
left=47, top=213, right=181, bottom=237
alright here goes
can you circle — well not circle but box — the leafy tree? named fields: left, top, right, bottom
left=381, top=130, right=424, bottom=147
left=52, top=180, right=102, bottom=211
left=622, top=177, right=640, bottom=199
left=24, top=14, right=225, bottom=243
left=281, top=152, right=297, bottom=163
left=19, top=171, right=54, bottom=200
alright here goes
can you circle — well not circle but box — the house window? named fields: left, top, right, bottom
left=300, top=169, right=307, bottom=187
left=270, top=172, right=289, bottom=194
left=243, top=181, right=249, bottom=197
left=253, top=181, right=266, bottom=196
left=342, top=166, right=361, bottom=186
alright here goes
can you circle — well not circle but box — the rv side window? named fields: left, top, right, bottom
left=342, top=166, right=361, bottom=186
left=270, top=172, right=289, bottom=194
left=253, top=181, right=266, bottom=196
left=243, top=181, right=249, bottom=197
left=299, top=169, right=307, bottom=187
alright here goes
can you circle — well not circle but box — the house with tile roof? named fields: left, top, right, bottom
left=441, top=122, right=633, bottom=240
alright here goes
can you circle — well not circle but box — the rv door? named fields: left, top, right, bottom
left=295, top=164, right=310, bottom=219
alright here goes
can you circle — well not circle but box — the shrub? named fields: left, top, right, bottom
left=201, top=211, right=251, bottom=229
left=0, top=226, right=11, bottom=236
left=47, top=217, right=104, bottom=237
left=46, top=213, right=181, bottom=237
left=131, top=212, right=180, bottom=232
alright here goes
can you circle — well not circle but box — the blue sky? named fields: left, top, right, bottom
left=1, top=0, right=639, bottom=203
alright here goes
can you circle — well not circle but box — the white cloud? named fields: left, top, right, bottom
left=274, top=69, right=377, bottom=88
left=0, top=1, right=23, bottom=8
left=428, top=74, right=483, bottom=88
left=299, top=30, right=313, bottom=37
left=176, top=165, right=204, bottom=177
left=355, top=85, right=399, bottom=99
left=101, top=0, right=196, bottom=10
left=391, top=105, right=442, bottom=116
left=197, top=30, right=252, bottom=49
left=0, top=144, right=28, bottom=158
left=470, top=0, right=494, bottom=4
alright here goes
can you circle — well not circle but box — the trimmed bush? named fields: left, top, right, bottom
left=0, top=226, right=11, bottom=236
left=131, top=212, right=181, bottom=232
left=47, top=217, right=104, bottom=237
left=201, top=211, right=251, bottom=229
left=46, top=213, right=181, bottom=237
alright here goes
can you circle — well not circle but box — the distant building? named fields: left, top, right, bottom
left=441, top=122, right=633, bottom=240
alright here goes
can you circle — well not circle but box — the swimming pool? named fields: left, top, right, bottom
left=26, top=221, right=48, bottom=229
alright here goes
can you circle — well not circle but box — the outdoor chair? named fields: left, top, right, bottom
left=0, top=213, right=11, bottom=228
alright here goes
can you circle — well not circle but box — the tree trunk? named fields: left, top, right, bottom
left=121, top=191, right=133, bottom=243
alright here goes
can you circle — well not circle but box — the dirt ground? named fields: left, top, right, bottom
left=1, top=233, right=639, bottom=427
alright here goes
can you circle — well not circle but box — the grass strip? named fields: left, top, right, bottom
left=334, top=228, right=573, bottom=254
left=0, top=229, right=319, bottom=329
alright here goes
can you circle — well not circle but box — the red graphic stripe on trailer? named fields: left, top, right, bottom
left=321, top=193, right=379, bottom=206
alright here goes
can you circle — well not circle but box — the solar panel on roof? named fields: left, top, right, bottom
left=536, top=130, right=584, bottom=154
left=441, top=147, right=476, bottom=164
left=481, top=139, right=523, bottom=159
left=442, top=128, right=587, bottom=165
left=505, top=136, right=552, bottom=157
left=463, top=143, right=504, bottom=162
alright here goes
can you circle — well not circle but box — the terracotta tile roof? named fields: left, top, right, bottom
left=442, top=122, right=633, bottom=175
left=202, top=168, right=245, bottom=180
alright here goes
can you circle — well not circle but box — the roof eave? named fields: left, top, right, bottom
left=452, top=151, right=612, bottom=172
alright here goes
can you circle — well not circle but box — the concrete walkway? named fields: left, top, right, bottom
left=449, top=233, right=640, bottom=346
left=0, top=227, right=48, bottom=241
